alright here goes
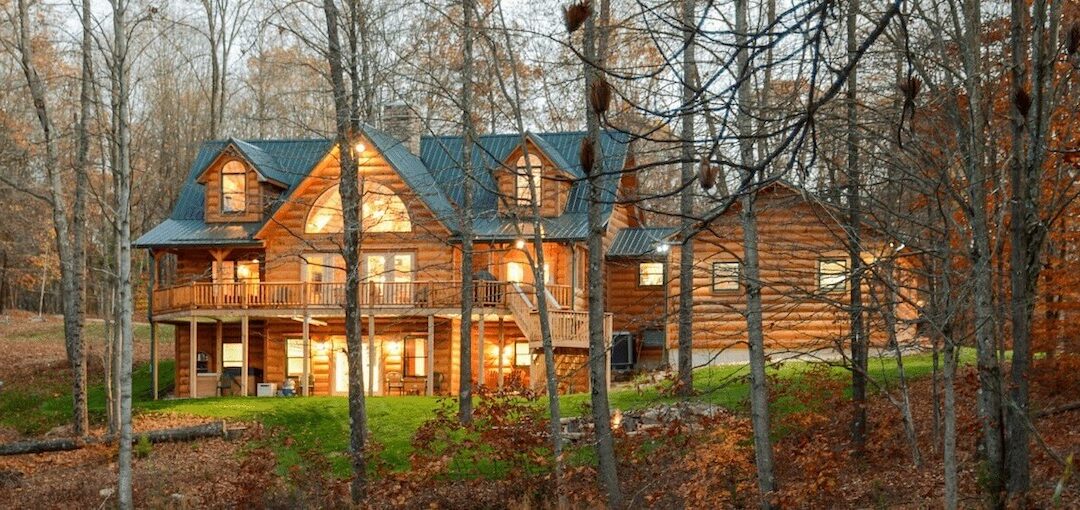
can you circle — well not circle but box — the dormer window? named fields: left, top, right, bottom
left=515, top=155, right=542, bottom=207
left=221, top=161, right=247, bottom=213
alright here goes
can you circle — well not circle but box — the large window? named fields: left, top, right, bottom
left=638, top=262, right=664, bottom=286
left=305, top=182, right=412, bottom=234
left=222, top=343, right=243, bottom=368
left=818, top=258, right=849, bottom=293
left=221, top=161, right=247, bottom=213
left=404, top=337, right=427, bottom=377
left=215, top=260, right=260, bottom=283
left=712, top=261, right=740, bottom=292
left=515, top=154, right=542, bottom=207
left=286, top=339, right=305, bottom=377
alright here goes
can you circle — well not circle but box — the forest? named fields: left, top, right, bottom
left=0, top=0, right=1078, bottom=508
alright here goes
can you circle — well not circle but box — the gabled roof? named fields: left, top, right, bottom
left=135, top=129, right=633, bottom=248
left=135, top=139, right=332, bottom=248
left=607, top=227, right=678, bottom=258
left=421, top=130, right=631, bottom=240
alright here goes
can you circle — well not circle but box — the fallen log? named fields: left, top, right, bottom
left=0, top=420, right=232, bottom=456
left=1034, top=401, right=1080, bottom=419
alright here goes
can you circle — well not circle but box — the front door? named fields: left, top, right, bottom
left=332, top=342, right=381, bottom=395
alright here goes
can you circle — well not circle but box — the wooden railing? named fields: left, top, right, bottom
left=151, top=280, right=512, bottom=315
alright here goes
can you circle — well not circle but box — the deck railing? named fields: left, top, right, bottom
left=151, top=280, right=520, bottom=315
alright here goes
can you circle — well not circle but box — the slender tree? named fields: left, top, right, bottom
left=458, top=0, right=476, bottom=425
left=676, top=0, right=696, bottom=398
left=322, top=0, right=368, bottom=502
left=844, top=0, right=867, bottom=448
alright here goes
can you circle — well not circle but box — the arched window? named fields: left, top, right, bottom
left=305, top=181, right=412, bottom=234
left=515, top=154, right=542, bottom=207
left=221, top=160, right=247, bottom=213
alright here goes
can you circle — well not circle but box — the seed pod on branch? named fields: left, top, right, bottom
left=1014, top=88, right=1032, bottom=119
left=564, top=1, right=591, bottom=34
left=589, top=78, right=613, bottom=116
left=699, top=156, right=717, bottom=191
left=1067, top=22, right=1079, bottom=56
left=579, top=137, right=595, bottom=176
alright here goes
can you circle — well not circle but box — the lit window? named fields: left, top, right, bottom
left=287, top=339, right=305, bottom=377
left=818, top=258, right=848, bottom=293
left=506, top=262, right=525, bottom=283
left=216, top=260, right=259, bottom=283
left=221, top=161, right=247, bottom=213
left=712, top=262, right=740, bottom=292
left=515, top=155, right=542, bottom=207
left=305, top=182, right=412, bottom=233
left=222, top=343, right=243, bottom=368
left=638, top=262, right=664, bottom=286
left=514, top=341, right=531, bottom=366
left=404, top=337, right=427, bottom=377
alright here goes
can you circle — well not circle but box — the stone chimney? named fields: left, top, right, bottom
left=380, top=101, right=420, bottom=155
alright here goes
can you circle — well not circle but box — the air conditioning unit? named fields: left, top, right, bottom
left=256, top=383, right=277, bottom=397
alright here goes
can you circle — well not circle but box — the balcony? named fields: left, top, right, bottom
left=149, top=281, right=577, bottom=317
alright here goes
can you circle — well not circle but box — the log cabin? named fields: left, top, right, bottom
left=136, top=104, right=666, bottom=398
left=137, top=104, right=913, bottom=399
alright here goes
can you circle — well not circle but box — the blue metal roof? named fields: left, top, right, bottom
left=607, top=227, right=677, bottom=257
left=136, top=129, right=631, bottom=247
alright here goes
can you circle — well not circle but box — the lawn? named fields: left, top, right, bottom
left=139, top=348, right=971, bottom=475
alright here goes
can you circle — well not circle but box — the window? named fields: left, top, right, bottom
left=515, top=155, right=542, bottom=207
left=638, top=262, right=664, bottom=286
left=215, top=260, right=260, bottom=283
left=222, top=343, right=243, bottom=368
left=303, top=253, right=345, bottom=283
left=305, top=182, right=412, bottom=234
left=196, top=352, right=210, bottom=373
left=287, top=339, right=305, bottom=377
left=404, top=337, right=427, bottom=376
left=506, top=261, right=525, bottom=283
left=712, top=262, right=740, bottom=292
left=818, top=258, right=848, bottom=293
left=221, top=160, right=247, bottom=213
left=514, top=341, right=531, bottom=366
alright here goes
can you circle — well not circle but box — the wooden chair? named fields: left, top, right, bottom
left=385, top=371, right=405, bottom=396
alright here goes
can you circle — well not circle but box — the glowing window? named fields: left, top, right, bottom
left=515, top=155, right=542, bottom=207
left=222, top=343, right=243, bottom=368
left=404, top=337, right=426, bottom=377
left=638, top=262, right=664, bottom=286
left=506, top=262, right=525, bottom=283
left=305, top=182, right=411, bottom=234
left=514, top=341, right=531, bottom=366
left=221, top=161, right=247, bottom=213
left=287, top=339, right=305, bottom=377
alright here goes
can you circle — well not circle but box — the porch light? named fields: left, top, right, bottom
left=386, top=340, right=403, bottom=357
left=352, top=140, right=366, bottom=157
left=655, top=243, right=670, bottom=254
left=515, top=238, right=526, bottom=250
left=313, top=340, right=331, bottom=355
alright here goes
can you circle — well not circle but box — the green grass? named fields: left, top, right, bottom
left=3, top=340, right=971, bottom=478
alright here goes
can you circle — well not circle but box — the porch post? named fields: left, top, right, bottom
left=426, top=315, right=434, bottom=395
left=241, top=315, right=249, bottom=396
left=477, top=309, right=485, bottom=388
left=148, top=250, right=157, bottom=400
left=570, top=244, right=578, bottom=311
left=302, top=313, right=311, bottom=396
left=189, top=316, right=197, bottom=398
left=215, top=320, right=223, bottom=396
left=368, top=312, right=376, bottom=396
left=497, top=317, right=505, bottom=391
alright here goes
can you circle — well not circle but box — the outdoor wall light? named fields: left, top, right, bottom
left=352, top=141, right=366, bottom=157
left=515, top=238, right=526, bottom=250
left=655, top=243, right=670, bottom=254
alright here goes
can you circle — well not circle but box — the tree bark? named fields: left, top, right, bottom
left=322, top=0, right=368, bottom=502
left=676, top=0, right=696, bottom=399
left=109, top=1, right=135, bottom=507
left=458, top=0, right=476, bottom=425
left=583, top=2, right=622, bottom=506
left=735, top=0, right=777, bottom=505
left=844, top=0, right=867, bottom=450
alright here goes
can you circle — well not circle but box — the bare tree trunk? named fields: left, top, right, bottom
left=12, top=0, right=88, bottom=439
left=735, top=0, right=776, bottom=506
left=458, top=0, right=476, bottom=425
left=943, top=331, right=958, bottom=510
left=676, top=0, right=696, bottom=399
left=583, top=2, right=622, bottom=505
left=844, top=0, right=867, bottom=450
left=322, top=0, right=368, bottom=502
left=109, top=0, right=135, bottom=507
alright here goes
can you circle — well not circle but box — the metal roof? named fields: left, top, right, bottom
left=136, top=130, right=631, bottom=248
left=607, top=227, right=677, bottom=257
